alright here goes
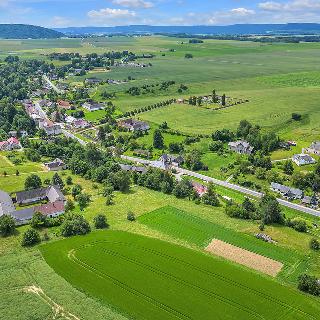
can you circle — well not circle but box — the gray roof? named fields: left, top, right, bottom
left=16, top=185, right=65, bottom=203
left=0, top=190, right=15, bottom=216
left=10, top=207, right=35, bottom=222
left=310, top=141, right=320, bottom=151
left=120, top=164, right=147, bottom=173
left=271, top=182, right=303, bottom=198
left=44, top=158, right=65, bottom=169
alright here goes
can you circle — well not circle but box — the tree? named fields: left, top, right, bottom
left=298, top=274, right=320, bottom=296
left=221, top=94, right=226, bottom=106
left=71, top=184, right=82, bottom=199
left=185, top=53, right=193, bottom=59
left=76, top=193, right=91, bottom=211
left=173, top=179, right=192, bottom=198
left=127, top=212, right=136, bottom=221
left=202, top=182, right=219, bottom=206
left=52, top=172, right=64, bottom=189
left=292, top=113, right=302, bottom=121
left=0, top=215, right=16, bottom=237
left=283, top=160, right=294, bottom=175
left=65, top=199, right=75, bottom=212
left=30, top=212, right=48, bottom=229
left=94, top=214, right=109, bottom=229
left=242, top=197, right=256, bottom=214
left=24, top=174, right=42, bottom=190
left=310, top=238, right=320, bottom=251
left=185, top=150, right=204, bottom=171
left=21, top=229, right=41, bottom=246
left=16, top=170, right=19, bottom=176
left=66, top=176, right=73, bottom=185
left=153, top=129, right=164, bottom=149
left=259, top=194, right=285, bottom=225
left=109, top=171, right=130, bottom=193
left=61, top=214, right=91, bottom=237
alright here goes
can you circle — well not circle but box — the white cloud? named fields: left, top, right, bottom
left=230, top=8, right=255, bottom=16
left=112, top=0, right=154, bottom=9
left=259, top=0, right=320, bottom=11
left=87, top=8, right=136, bottom=23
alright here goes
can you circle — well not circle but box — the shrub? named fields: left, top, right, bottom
left=298, top=274, right=320, bottom=296
left=94, top=214, right=109, bottom=229
left=21, top=229, right=41, bottom=246
left=287, top=218, right=309, bottom=233
left=310, top=238, right=320, bottom=251
left=0, top=215, right=16, bottom=237
left=127, top=212, right=136, bottom=221
left=61, top=214, right=91, bottom=237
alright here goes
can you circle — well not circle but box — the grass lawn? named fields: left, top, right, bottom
left=40, top=230, right=320, bottom=320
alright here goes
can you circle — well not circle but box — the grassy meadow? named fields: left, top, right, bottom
left=1, top=36, right=320, bottom=319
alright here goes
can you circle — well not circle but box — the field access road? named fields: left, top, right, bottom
left=121, top=155, right=320, bottom=218
left=62, top=129, right=87, bottom=146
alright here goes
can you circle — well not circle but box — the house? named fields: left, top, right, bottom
left=270, top=182, right=303, bottom=200
left=16, top=185, right=65, bottom=205
left=73, top=119, right=91, bottom=129
left=228, top=141, right=253, bottom=155
left=83, top=101, right=105, bottom=112
left=292, top=154, right=316, bottom=166
left=305, top=141, right=320, bottom=156
left=44, top=158, right=66, bottom=171
left=301, top=195, right=318, bottom=208
left=43, top=123, right=62, bottom=136
left=85, top=78, right=102, bottom=85
left=57, top=100, right=71, bottom=110
left=191, top=181, right=208, bottom=197
left=118, top=119, right=150, bottom=132
left=159, top=154, right=184, bottom=167
left=120, top=164, right=147, bottom=174
left=0, top=186, right=65, bottom=225
left=0, top=190, right=15, bottom=216
left=0, top=137, right=22, bottom=151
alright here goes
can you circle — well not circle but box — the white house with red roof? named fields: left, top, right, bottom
left=0, top=137, right=22, bottom=151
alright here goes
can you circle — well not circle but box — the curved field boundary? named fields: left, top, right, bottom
left=72, top=239, right=316, bottom=320
left=40, top=231, right=320, bottom=320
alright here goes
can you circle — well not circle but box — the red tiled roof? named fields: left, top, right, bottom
left=58, top=100, right=71, bottom=108
left=7, top=137, right=20, bottom=145
left=34, top=200, right=65, bottom=216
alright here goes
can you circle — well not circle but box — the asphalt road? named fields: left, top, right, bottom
left=121, top=155, right=320, bottom=218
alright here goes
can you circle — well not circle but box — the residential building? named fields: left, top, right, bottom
left=57, top=100, right=71, bottom=110
left=191, top=181, right=208, bottom=197
left=73, top=119, right=91, bottom=129
left=228, top=141, right=254, bottom=155
left=120, top=164, right=147, bottom=174
left=159, top=154, right=184, bottom=168
left=292, top=154, right=316, bottom=166
left=44, top=158, right=66, bottom=171
left=0, top=137, right=22, bottom=151
left=118, top=119, right=150, bottom=132
left=85, top=78, right=102, bottom=85
left=270, top=182, right=303, bottom=200
left=83, top=101, right=105, bottom=112
left=305, top=141, right=320, bottom=156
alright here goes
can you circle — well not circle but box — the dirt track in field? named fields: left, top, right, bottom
left=205, top=239, right=283, bottom=277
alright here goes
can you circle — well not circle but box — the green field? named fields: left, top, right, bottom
left=138, top=206, right=306, bottom=282
left=40, top=230, right=320, bottom=320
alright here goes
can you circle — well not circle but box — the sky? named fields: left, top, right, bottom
left=1, top=0, right=320, bottom=28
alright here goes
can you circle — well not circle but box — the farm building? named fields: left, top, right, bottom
left=292, top=154, right=316, bottom=166
left=159, top=154, right=184, bottom=168
left=0, top=185, right=65, bottom=225
left=120, top=164, right=147, bottom=174
left=228, top=141, right=253, bottom=155
left=85, top=78, right=102, bottom=85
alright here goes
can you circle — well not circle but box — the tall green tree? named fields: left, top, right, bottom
left=153, top=129, right=164, bottom=149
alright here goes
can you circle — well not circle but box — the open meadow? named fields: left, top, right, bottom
left=1, top=35, right=320, bottom=319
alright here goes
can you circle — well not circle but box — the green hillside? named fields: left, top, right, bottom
left=0, top=24, right=63, bottom=39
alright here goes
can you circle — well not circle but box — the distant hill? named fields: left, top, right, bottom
left=0, top=24, right=63, bottom=39
left=55, top=23, right=320, bottom=36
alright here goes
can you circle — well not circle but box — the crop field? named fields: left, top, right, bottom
left=40, top=230, right=320, bottom=320
left=138, top=206, right=307, bottom=282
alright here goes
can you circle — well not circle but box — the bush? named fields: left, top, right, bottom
left=287, top=218, right=309, bottom=233
left=310, top=238, right=320, bottom=250
left=127, top=212, right=136, bottom=221
left=94, top=214, right=109, bottom=229
left=61, top=214, right=91, bottom=237
left=0, top=215, right=16, bottom=237
left=298, top=274, right=320, bottom=296
left=21, top=229, right=41, bottom=246
left=30, top=212, right=48, bottom=229
left=292, top=113, right=302, bottom=121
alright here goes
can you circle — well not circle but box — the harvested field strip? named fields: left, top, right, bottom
left=40, top=231, right=320, bottom=320
left=205, top=239, right=283, bottom=277
left=138, top=206, right=303, bottom=281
